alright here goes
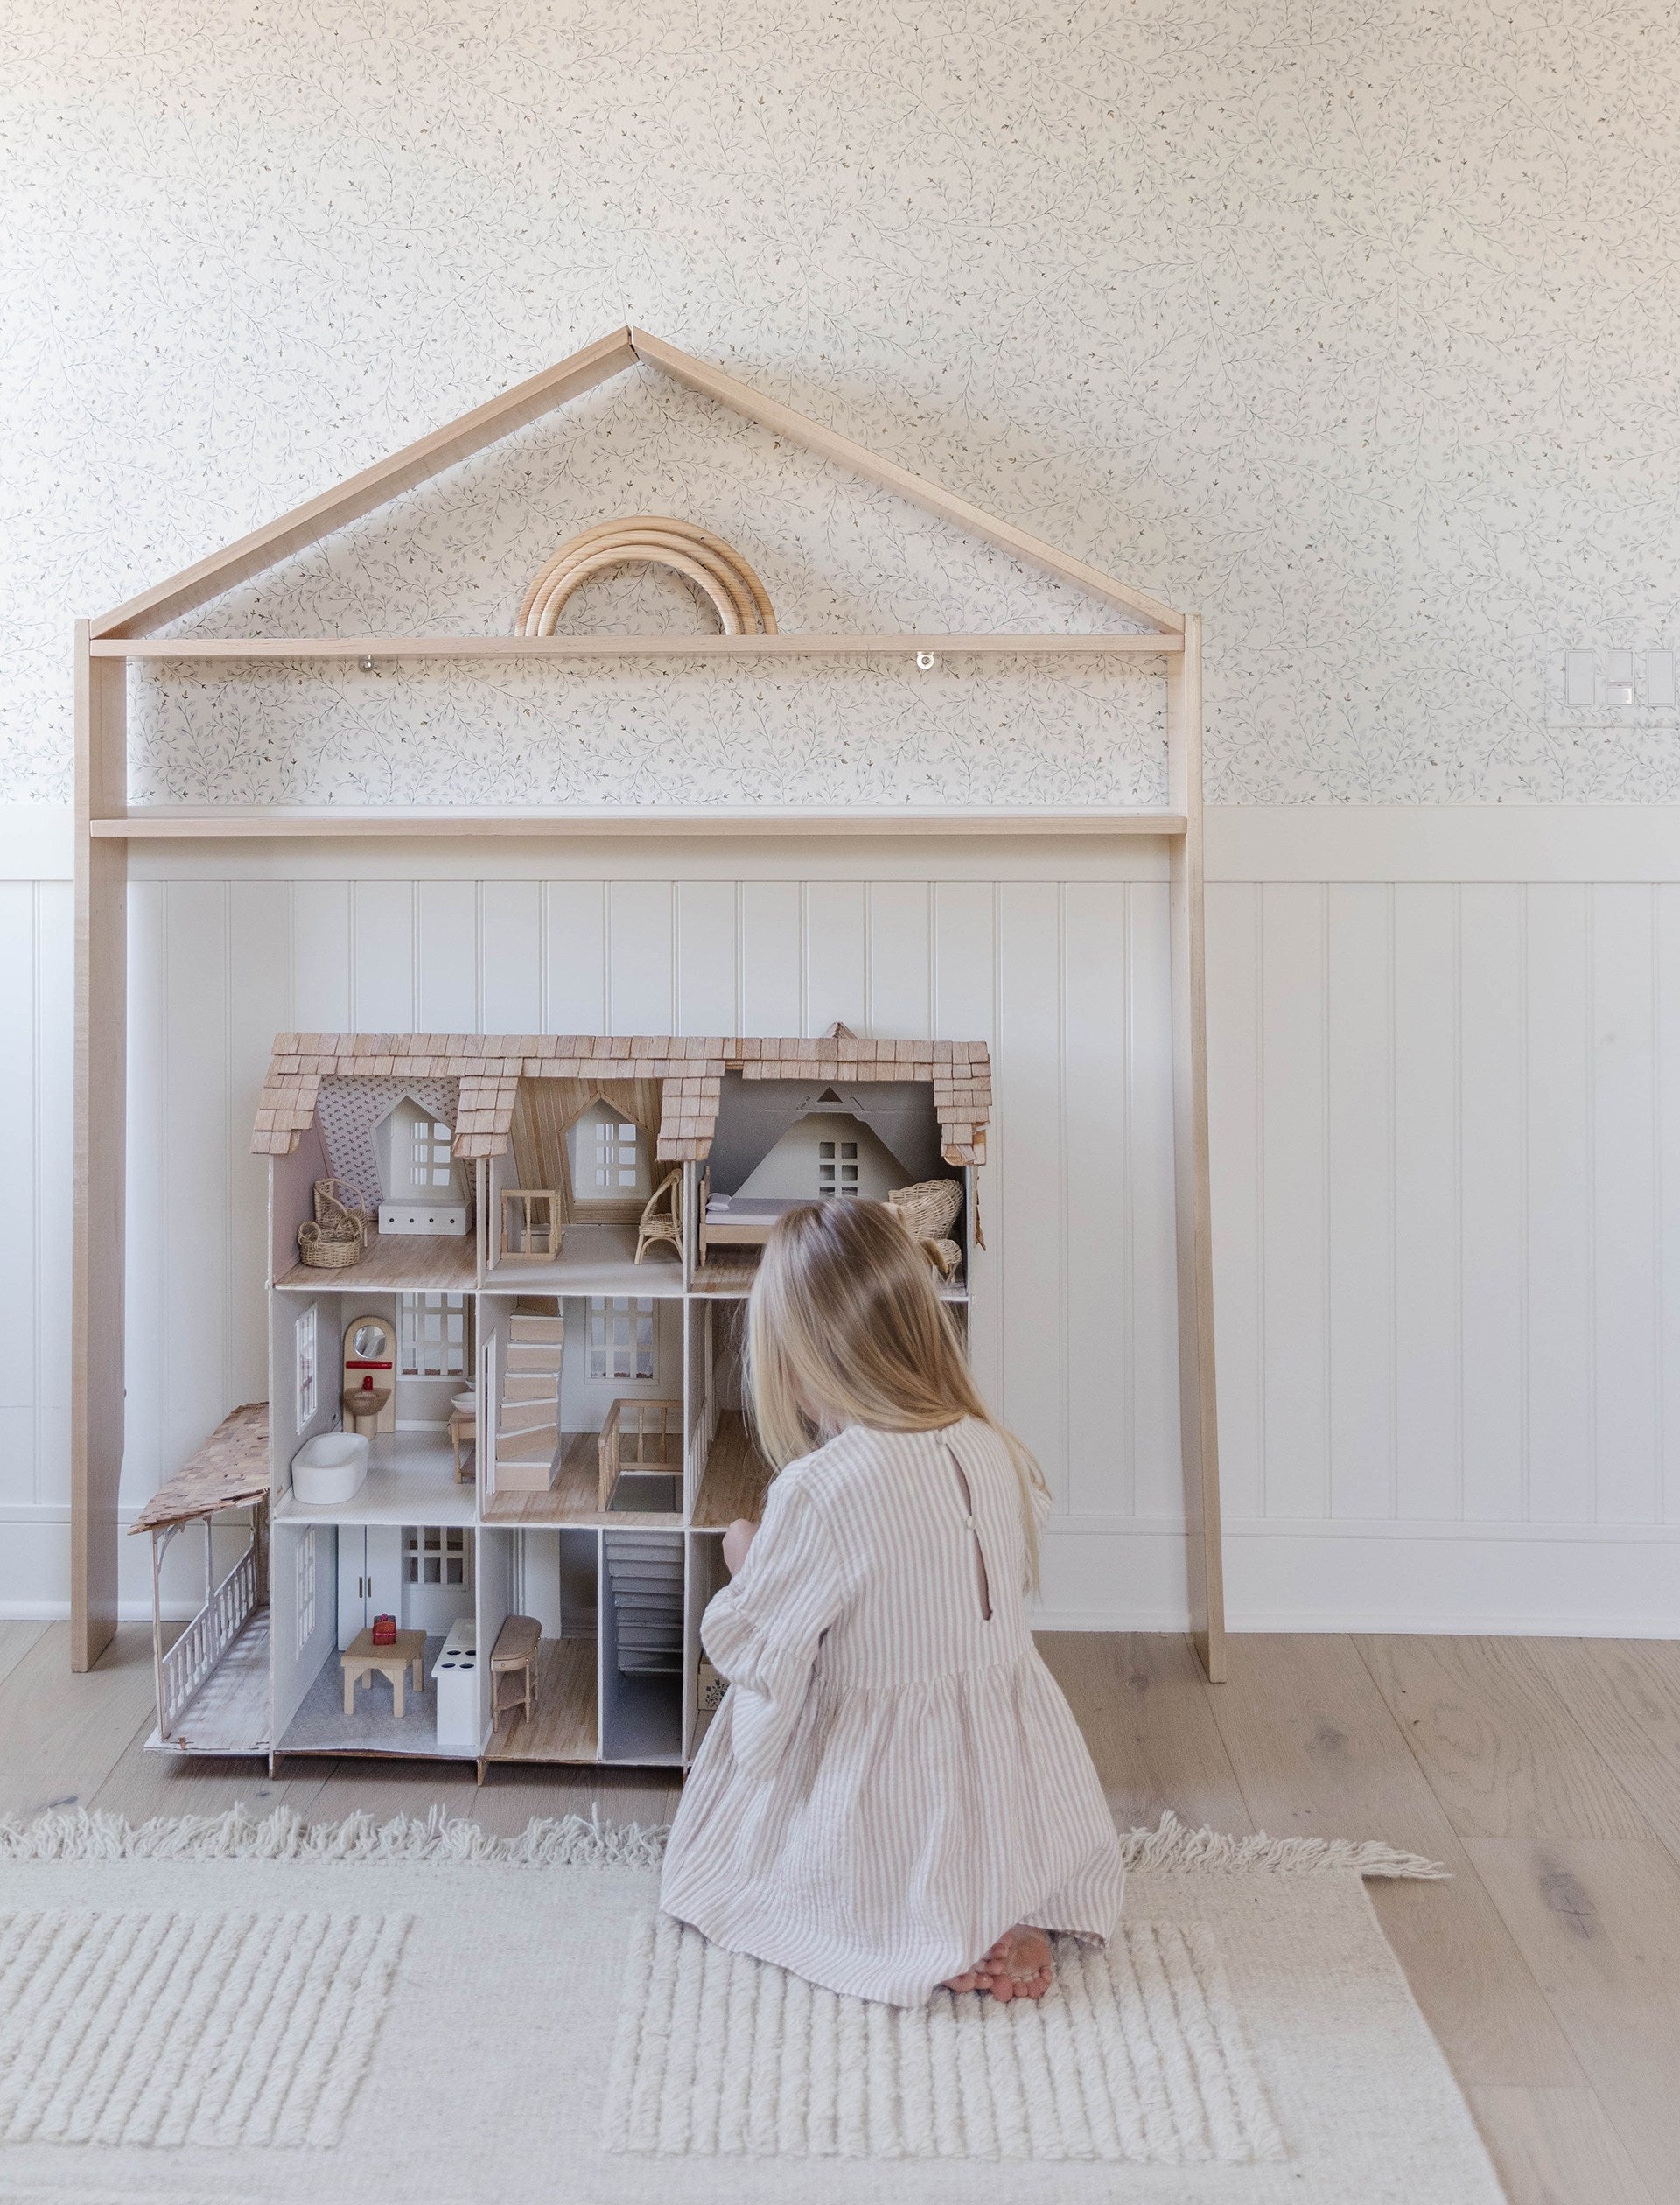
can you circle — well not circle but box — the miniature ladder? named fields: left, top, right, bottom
left=604, top=1533, right=684, bottom=1674
left=494, top=1311, right=565, bottom=1492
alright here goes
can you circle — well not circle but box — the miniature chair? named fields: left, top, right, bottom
left=500, top=1187, right=561, bottom=1262
left=635, top=1166, right=682, bottom=1264
left=491, top=1613, right=542, bottom=1732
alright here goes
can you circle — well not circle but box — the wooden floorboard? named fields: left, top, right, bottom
left=0, top=1622, right=166, bottom=1818
left=1466, top=1834, right=1680, bottom=2203
left=1356, top=1634, right=1648, bottom=1840
left=1208, top=1634, right=1586, bottom=2088
left=0, top=1620, right=48, bottom=1696
left=1036, top=1631, right=1253, bottom=1834
left=2, top=1626, right=1670, bottom=2201
left=1525, top=1639, right=1680, bottom=1869
left=1468, top=2085, right=1657, bottom=2205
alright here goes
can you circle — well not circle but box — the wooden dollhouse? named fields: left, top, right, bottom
left=136, top=1030, right=990, bottom=1772
left=74, top=326, right=1224, bottom=1693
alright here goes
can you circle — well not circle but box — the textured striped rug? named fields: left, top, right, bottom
left=0, top=1906, right=410, bottom=2148
left=0, top=1806, right=1507, bottom=2204
left=604, top=1911, right=1284, bottom=2161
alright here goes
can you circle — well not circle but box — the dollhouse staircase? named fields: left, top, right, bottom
left=493, top=1310, right=565, bottom=1493
left=605, top=1532, right=685, bottom=1674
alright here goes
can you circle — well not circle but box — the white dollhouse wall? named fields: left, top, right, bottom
left=270, top=1119, right=331, bottom=1283
left=557, top=1294, right=681, bottom=1432
left=269, top=1288, right=340, bottom=1495
left=734, top=1110, right=906, bottom=1202
left=475, top=1526, right=517, bottom=1745
left=270, top=1521, right=337, bottom=1739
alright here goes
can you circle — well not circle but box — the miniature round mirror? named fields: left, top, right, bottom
left=351, top=1321, right=388, bottom=1358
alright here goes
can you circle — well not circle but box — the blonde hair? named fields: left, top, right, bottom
left=746, top=1199, right=1050, bottom=1586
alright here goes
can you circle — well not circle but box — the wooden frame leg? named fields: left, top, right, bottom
left=72, top=626, right=127, bottom=1672
left=1166, top=614, right=1227, bottom=1683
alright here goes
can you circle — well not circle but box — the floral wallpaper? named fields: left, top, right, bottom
left=6, top=0, right=1679, bottom=807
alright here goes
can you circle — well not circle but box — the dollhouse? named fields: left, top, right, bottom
left=136, top=1029, right=988, bottom=1773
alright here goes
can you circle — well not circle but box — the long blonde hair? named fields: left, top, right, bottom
left=746, top=1199, right=1050, bottom=1586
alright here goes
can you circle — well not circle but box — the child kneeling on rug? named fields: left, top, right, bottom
left=661, top=1198, right=1124, bottom=2007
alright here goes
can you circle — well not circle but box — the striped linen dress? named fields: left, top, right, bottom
left=660, top=1417, right=1124, bottom=2006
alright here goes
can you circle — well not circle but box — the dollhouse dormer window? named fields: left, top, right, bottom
left=818, top=1139, right=859, bottom=1197
left=566, top=1100, right=651, bottom=1211
left=413, top=1118, right=453, bottom=1188
left=594, top=1118, right=640, bottom=1191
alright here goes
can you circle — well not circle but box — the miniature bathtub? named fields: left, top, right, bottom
left=290, top=1431, right=369, bottom=1507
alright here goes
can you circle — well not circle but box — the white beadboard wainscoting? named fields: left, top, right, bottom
left=4, top=807, right=1678, bottom=1633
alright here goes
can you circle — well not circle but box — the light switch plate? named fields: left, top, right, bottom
left=1563, top=649, right=1597, bottom=706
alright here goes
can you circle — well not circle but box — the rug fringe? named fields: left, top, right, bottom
left=0, top=1801, right=1444, bottom=1877
left=1116, top=1809, right=1447, bottom=1879
left=0, top=1802, right=670, bottom=1868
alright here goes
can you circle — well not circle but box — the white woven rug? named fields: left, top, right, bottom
left=0, top=1808, right=1507, bottom=2205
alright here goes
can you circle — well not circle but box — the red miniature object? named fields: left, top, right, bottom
left=371, top=1613, right=397, bottom=1645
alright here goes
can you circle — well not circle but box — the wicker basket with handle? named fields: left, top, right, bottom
left=887, top=1179, right=962, bottom=1241
left=297, top=1178, right=368, bottom=1270
left=887, top=1180, right=963, bottom=1278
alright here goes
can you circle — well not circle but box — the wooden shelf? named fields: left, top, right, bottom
left=94, top=807, right=1188, bottom=841
left=91, top=631, right=1180, bottom=661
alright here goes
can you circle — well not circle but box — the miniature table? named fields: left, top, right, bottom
left=341, top=1627, right=427, bottom=1718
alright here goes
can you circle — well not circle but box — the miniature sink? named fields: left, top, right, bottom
left=291, top=1431, right=369, bottom=1506
left=452, top=1390, right=476, bottom=1416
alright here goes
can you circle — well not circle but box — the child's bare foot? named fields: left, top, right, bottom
left=942, top=1926, right=1054, bottom=2000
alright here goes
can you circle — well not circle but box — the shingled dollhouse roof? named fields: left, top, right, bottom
left=252, top=1033, right=992, bottom=1166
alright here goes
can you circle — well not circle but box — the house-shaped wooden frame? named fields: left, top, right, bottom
left=73, top=326, right=1222, bottom=1681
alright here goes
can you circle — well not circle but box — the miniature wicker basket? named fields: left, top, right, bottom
left=296, top=1178, right=368, bottom=1269
left=887, top=1179, right=962, bottom=1240
left=888, top=1180, right=963, bottom=1278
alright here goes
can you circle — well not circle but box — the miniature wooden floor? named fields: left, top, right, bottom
left=483, top=1221, right=684, bottom=1297
left=486, top=1637, right=598, bottom=1762
left=276, top=1229, right=477, bottom=1293
left=692, top=1411, right=774, bottom=1528
left=8, top=1624, right=1680, bottom=2205
left=484, top=1430, right=682, bottom=1526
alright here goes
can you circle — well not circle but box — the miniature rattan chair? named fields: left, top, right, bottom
left=635, top=1166, right=683, bottom=1264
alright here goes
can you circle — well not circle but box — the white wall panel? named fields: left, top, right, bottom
left=6, top=818, right=1678, bottom=1630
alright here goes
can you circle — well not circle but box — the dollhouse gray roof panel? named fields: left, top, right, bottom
left=252, top=1033, right=992, bottom=1166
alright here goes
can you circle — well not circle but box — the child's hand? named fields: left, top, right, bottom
left=723, top=1518, right=760, bottom=1576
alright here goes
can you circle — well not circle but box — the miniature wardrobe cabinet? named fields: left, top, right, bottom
left=74, top=326, right=1225, bottom=1689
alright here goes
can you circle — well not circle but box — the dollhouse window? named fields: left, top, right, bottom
left=594, top=1119, right=640, bottom=1191
left=294, top=1305, right=318, bottom=1427
left=818, top=1139, right=859, bottom=1197
left=413, top=1118, right=454, bottom=1187
left=295, top=1534, right=316, bottom=1643
left=398, top=1292, right=468, bottom=1378
left=587, top=1295, right=656, bottom=1381
left=567, top=1101, right=650, bottom=1206
left=404, top=1525, right=469, bottom=1587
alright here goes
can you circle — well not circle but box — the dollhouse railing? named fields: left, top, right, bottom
left=598, top=1398, right=683, bottom=1510
left=159, top=1537, right=261, bottom=1740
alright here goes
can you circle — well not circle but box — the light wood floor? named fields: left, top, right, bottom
left=2, top=1623, right=1675, bottom=2203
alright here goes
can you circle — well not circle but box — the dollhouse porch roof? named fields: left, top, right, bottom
left=130, top=1402, right=270, bottom=1534
left=252, top=1034, right=992, bottom=1166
